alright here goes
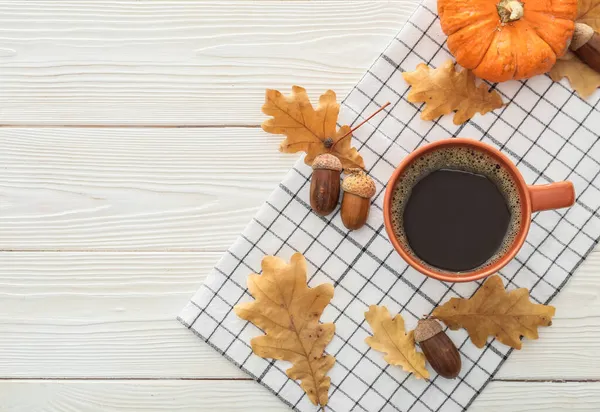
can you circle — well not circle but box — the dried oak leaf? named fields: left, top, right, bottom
left=432, top=275, right=555, bottom=350
left=549, top=0, right=600, bottom=97
left=234, top=253, right=335, bottom=409
left=578, top=0, right=600, bottom=28
left=402, top=60, right=504, bottom=125
left=262, top=86, right=365, bottom=169
left=550, top=58, right=600, bottom=97
left=364, top=305, right=429, bottom=379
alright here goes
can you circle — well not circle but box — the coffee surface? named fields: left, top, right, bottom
left=390, top=145, right=522, bottom=273
left=402, top=169, right=511, bottom=271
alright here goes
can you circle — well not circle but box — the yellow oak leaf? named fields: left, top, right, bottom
left=432, top=275, right=555, bottom=350
left=402, top=60, right=504, bottom=125
left=262, top=86, right=365, bottom=169
left=549, top=57, right=600, bottom=97
left=577, top=0, right=600, bottom=30
left=549, top=0, right=600, bottom=97
left=234, top=253, right=335, bottom=409
left=364, top=305, right=429, bottom=379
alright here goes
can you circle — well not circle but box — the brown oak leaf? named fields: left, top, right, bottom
left=262, top=86, right=365, bottom=169
left=402, top=60, right=504, bottom=125
left=432, top=275, right=555, bottom=350
left=577, top=0, right=600, bottom=32
left=364, top=305, right=429, bottom=379
left=234, top=253, right=335, bottom=409
left=549, top=0, right=600, bottom=97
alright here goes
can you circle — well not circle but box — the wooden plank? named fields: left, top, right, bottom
left=0, top=250, right=599, bottom=379
left=0, top=127, right=296, bottom=251
left=497, top=250, right=600, bottom=379
left=0, top=252, right=243, bottom=378
left=0, top=0, right=417, bottom=126
left=0, top=380, right=598, bottom=411
left=0, top=381, right=286, bottom=412
left=473, top=381, right=600, bottom=411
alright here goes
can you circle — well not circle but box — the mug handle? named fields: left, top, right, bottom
left=528, top=181, right=575, bottom=212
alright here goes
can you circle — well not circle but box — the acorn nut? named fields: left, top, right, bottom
left=570, top=23, right=600, bottom=74
left=310, top=154, right=342, bottom=216
left=340, top=169, right=376, bottom=230
left=414, top=319, right=461, bottom=379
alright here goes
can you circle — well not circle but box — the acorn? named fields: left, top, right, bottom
left=340, top=169, right=376, bottom=230
left=310, top=154, right=342, bottom=216
left=414, top=319, right=461, bottom=379
left=570, top=23, right=600, bottom=74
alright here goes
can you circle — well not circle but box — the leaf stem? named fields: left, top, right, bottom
left=331, top=101, right=390, bottom=148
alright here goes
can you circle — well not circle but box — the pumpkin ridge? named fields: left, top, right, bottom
left=438, top=0, right=497, bottom=35
left=511, top=19, right=557, bottom=78
left=522, top=9, right=575, bottom=22
left=441, top=10, right=497, bottom=36
left=523, top=11, right=574, bottom=56
left=473, top=27, right=517, bottom=82
left=447, top=19, right=500, bottom=70
left=478, top=28, right=501, bottom=72
left=524, top=0, right=578, bottom=20
left=506, top=26, right=520, bottom=80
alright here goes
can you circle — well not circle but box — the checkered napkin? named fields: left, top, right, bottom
left=179, top=0, right=600, bottom=410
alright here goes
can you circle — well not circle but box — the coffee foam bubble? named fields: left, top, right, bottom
left=390, top=145, right=522, bottom=274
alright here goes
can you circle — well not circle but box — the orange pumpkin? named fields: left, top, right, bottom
left=438, top=0, right=578, bottom=82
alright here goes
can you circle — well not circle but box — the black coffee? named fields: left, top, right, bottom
left=403, top=169, right=510, bottom=271
left=391, top=146, right=522, bottom=273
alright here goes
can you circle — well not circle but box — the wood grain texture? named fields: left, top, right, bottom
left=0, top=127, right=296, bottom=251
left=2, top=0, right=599, bottom=409
left=0, top=380, right=598, bottom=412
left=472, top=381, right=600, bottom=411
left=0, top=381, right=285, bottom=412
left=0, top=0, right=416, bottom=126
left=0, top=251, right=599, bottom=380
left=0, top=252, right=243, bottom=378
left=497, top=245, right=600, bottom=378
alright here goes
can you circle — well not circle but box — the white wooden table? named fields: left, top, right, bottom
left=1, top=1, right=599, bottom=411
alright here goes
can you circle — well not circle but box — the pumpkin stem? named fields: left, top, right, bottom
left=497, top=0, right=524, bottom=23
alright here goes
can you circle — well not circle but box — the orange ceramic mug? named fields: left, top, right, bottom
left=383, top=138, right=575, bottom=283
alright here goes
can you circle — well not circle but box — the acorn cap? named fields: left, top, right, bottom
left=414, top=319, right=443, bottom=343
left=341, top=169, right=376, bottom=198
left=312, top=153, right=342, bottom=171
left=571, top=23, right=595, bottom=51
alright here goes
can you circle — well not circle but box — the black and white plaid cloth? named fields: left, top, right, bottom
left=179, top=1, right=600, bottom=410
